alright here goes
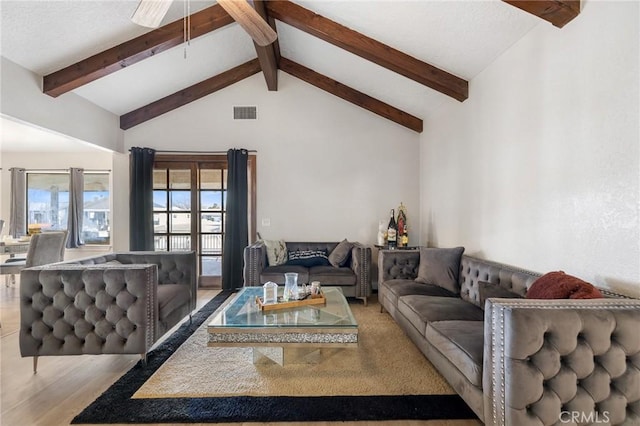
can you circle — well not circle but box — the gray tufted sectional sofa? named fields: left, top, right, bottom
left=378, top=250, right=640, bottom=426
left=243, top=241, right=372, bottom=304
left=19, top=251, right=196, bottom=372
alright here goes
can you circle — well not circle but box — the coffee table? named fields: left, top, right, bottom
left=207, top=287, right=358, bottom=365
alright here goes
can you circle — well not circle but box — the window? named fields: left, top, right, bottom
left=27, top=173, right=69, bottom=232
left=82, top=173, right=110, bottom=244
left=152, top=155, right=256, bottom=287
left=26, top=171, right=111, bottom=245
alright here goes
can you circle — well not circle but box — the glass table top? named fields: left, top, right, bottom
left=208, top=287, right=357, bottom=329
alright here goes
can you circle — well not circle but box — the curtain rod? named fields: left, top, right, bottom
left=22, top=168, right=111, bottom=172
left=141, top=149, right=257, bottom=154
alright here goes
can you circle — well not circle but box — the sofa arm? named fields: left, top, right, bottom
left=114, top=251, right=196, bottom=312
left=350, top=243, right=372, bottom=299
left=378, top=249, right=420, bottom=282
left=483, top=298, right=640, bottom=426
left=20, top=264, right=159, bottom=358
left=243, top=241, right=266, bottom=286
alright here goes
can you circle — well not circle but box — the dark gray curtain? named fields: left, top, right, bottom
left=222, top=149, right=248, bottom=290
left=129, top=147, right=156, bottom=251
left=67, top=168, right=84, bottom=248
left=9, top=168, right=26, bottom=238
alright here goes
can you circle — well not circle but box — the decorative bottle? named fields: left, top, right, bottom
left=377, top=220, right=386, bottom=246
left=387, top=209, right=397, bottom=249
left=397, top=202, right=408, bottom=247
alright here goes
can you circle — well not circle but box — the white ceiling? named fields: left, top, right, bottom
left=0, top=116, right=112, bottom=153
left=0, top=0, right=541, bottom=150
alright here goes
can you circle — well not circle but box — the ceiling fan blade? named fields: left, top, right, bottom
left=131, top=0, right=174, bottom=28
left=217, top=0, right=277, bottom=46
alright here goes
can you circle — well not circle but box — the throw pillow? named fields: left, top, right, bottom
left=263, top=239, right=288, bottom=266
left=478, top=281, right=522, bottom=309
left=286, top=249, right=330, bottom=267
left=526, top=271, right=604, bottom=299
left=415, top=246, right=465, bottom=294
left=328, top=239, right=354, bottom=267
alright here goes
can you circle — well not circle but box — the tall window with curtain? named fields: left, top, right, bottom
left=19, top=170, right=110, bottom=245
left=151, top=153, right=256, bottom=288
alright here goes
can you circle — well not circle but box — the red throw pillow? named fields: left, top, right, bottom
left=526, top=271, right=603, bottom=299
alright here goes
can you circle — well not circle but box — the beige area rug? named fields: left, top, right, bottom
left=134, top=296, right=454, bottom=398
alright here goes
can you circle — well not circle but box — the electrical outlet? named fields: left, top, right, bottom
left=261, top=218, right=271, bottom=227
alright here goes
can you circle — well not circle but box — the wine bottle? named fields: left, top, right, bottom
left=387, top=209, right=397, bottom=249
left=397, top=202, right=407, bottom=247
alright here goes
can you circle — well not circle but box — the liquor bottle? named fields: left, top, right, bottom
left=397, top=202, right=408, bottom=247
left=387, top=209, right=397, bottom=249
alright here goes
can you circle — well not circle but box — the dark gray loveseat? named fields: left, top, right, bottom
left=378, top=249, right=640, bottom=425
left=20, top=251, right=196, bottom=372
left=243, top=241, right=372, bottom=304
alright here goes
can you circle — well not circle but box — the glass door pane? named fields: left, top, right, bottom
left=152, top=167, right=194, bottom=252
left=199, top=167, right=226, bottom=279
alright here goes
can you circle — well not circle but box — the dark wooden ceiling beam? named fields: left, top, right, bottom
left=44, top=4, right=234, bottom=97
left=502, top=0, right=580, bottom=28
left=267, top=0, right=467, bottom=102
left=280, top=57, right=423, bottom=133
left=252, top=0, right=278, bottom=91
left=120, top=59, right=261, bottom=130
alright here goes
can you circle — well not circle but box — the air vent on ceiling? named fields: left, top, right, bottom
left=233, top=106, right=257, bottom=120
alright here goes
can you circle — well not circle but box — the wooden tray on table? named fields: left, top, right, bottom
left=255, top=293, right=326, bottom=311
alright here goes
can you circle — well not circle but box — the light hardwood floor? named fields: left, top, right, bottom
left=0, top=279, right=481, bottom=426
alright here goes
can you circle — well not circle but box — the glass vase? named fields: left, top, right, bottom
left=284, top=272, right=298, bottom=301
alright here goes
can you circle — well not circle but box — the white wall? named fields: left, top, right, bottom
left=0, top=57, right=124, bottom=153
left=125, top=72, right=421, bottom=245
left=420, top=1, right=640, bottom=296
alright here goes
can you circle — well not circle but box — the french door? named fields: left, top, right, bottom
left=152, top=155, right=256, bottom=287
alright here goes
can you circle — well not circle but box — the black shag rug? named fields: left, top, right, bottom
left=72, top=291, right=478, bottom=424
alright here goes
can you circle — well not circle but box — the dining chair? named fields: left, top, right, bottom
left=1, top=231, right=68, bottom=287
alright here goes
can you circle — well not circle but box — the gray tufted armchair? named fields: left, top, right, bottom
left=19, top=251, right=196, bottom=373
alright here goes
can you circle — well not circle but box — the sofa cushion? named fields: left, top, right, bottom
left=426, top=321, right=485, bottom=387
left=527, top=271, right=603, bottom=299
left=157, top=284, right=191, bottom=321
left=398, top=295, right=484, bottom=334
left=415, top=247, right=465, bottom=294
left=264, top=239, right=288, bottom=266
left=478, top=280, right=522, bottom=309
left=328, top=239, right=354, bottom=267
left=261, top=265, right=309, bottom=285
left=380, top=279, right=457, bottom=309
left=309, top=266, right=356, bottom=286
left=286, top=249, right=330, bottom=267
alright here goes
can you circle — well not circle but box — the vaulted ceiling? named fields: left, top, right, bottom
left=1, top=0, right=580, bottom=137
